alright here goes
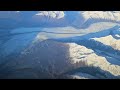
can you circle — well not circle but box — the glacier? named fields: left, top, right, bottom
left=0, top=11, right=120, bottom=79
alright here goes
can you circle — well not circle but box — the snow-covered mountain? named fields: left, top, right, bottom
left=79, top=11, right=120, bottom=22
left=0, top=11, right=120, bottom=29
left=0, top=11, right=120, bottom=79
left=72, top=11, right=120, bottom=28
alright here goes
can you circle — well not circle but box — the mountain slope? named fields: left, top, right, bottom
left=0, top=11, right=120, bottom=79
left=0, top=11, right=120, bottom=29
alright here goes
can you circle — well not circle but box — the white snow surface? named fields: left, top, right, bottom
left=0, top=11, right=120, bottom=28
left=80, top=11, right=120, bottom=22
left=92, top=35, right=120, bottom=50
left=0, top=11, right=120, bottom=79
left=68, top=43, right=120, bottom=76
left=35, top=11, right=65, bottom=19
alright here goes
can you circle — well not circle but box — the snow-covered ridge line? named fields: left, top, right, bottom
left=81, top=11, right=120, bottom=22
left=35, top=11, right=65, bottom=19
left=0, top=11, right=120, bottom=28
